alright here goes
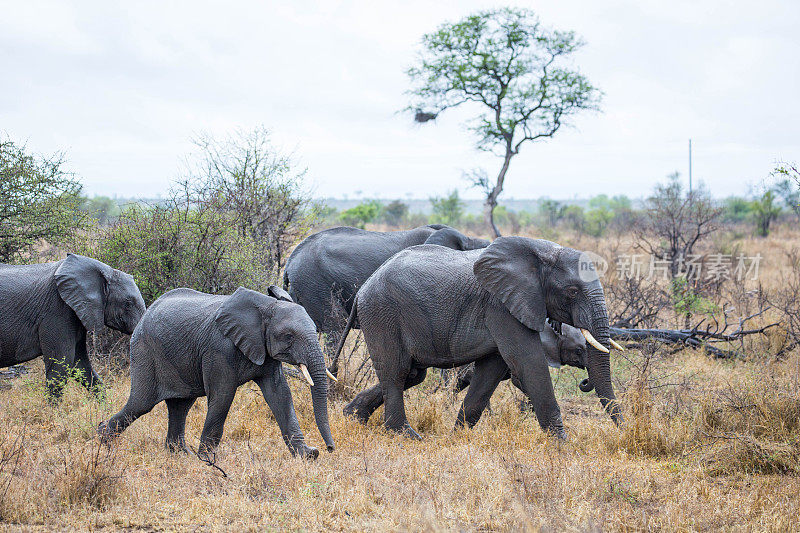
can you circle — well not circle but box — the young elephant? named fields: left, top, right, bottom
left=0, top=254, right=145, bottom=400
left=336, top=239, right=623, bottom=440
left=99, top=286, right=335, bottom=459
left=343, top=323, right=589, bottom=424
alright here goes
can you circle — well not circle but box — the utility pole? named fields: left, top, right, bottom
left=688, top=139, right=693, bottom=194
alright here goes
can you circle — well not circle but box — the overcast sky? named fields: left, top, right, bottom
left=2, top=1, right=798, bottom=200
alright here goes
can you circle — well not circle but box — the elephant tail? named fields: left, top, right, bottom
left=282, top=269, right=290, bottom=291
left=329, top=296, right=358, bottom=378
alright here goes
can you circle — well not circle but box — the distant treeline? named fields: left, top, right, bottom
left=81, top=180, right=800, bottom=240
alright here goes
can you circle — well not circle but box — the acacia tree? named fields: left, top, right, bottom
left=406, top=8, right=601, bottom=236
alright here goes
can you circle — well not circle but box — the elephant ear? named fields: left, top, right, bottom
left=54, top=254, right=108, bottom=332
left=267, top=285, right=293, bottom=302
left=214, top=287, right=275, bottom=365
left=473, top=237, right=561, bottom=332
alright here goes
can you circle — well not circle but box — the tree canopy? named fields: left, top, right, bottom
left=0, top=139, right=85, bottom=263
left=407, top=7, right=601, bottom=236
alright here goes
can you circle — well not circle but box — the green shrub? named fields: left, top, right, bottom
left=339, top=200, right=383, bottom=229
left=79, top=202, right=269, bottom=305
left=382, top=200, right=409, bottom=227
left=0, top=138, right=86, bottom=263
left=429, top=190, right=463, bottom=226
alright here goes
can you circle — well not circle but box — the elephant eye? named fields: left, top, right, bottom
left=566, top=287, right=579, bottom=298
left=283, top=333, right=294, bottom=343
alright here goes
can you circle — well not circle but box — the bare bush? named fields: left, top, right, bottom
left=768, top=249, right=800, bottom=357
left=634, top=173, right=721, bottom=278
left=190, top=127, right=317, bottom=281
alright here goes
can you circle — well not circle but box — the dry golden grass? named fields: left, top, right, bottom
left=1, top=224, right=799, bottom=531
left=0, top=344, right=798, bottom=531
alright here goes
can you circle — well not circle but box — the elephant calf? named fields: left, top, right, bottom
left=0, top=254, right=145, bottom=400
left=99, top=286, right=335, bottom=459
left=344, top=323, right=589, bottom=424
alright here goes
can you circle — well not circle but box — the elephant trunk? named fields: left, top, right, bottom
left=304, top=346, right=335, bottom=452
left=584, top=295, right=623, bottom=426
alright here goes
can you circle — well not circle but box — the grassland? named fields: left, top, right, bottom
left=0, top=226, right=798, bottom=531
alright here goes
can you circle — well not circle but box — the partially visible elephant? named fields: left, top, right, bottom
left=337, top=238, right=623, bottom=440
left=282, top=225, right=490, bottom=373
left=344, top=322, right=589, bottom=424
left=99, top=286, right=335, bottom=460
left=0, top=254, right=146, bottom=400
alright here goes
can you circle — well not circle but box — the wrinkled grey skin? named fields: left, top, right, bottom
left=345, top=323, right=589, bottom=423
left=282, top=224, right=489, bottom=372
left=0, top=254, right=145, bottom=400
left=339, top=238, right=621, bottom=439
left=98, top=286, right=333, bottom=460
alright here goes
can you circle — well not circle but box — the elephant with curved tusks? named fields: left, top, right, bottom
left=336, top=238, right=624, bottom=440
left=99, top=286, right=335, bottom=460
left=282, top=225, right=489, bottom=372
left=0, top=254, right=146, bottom=401
left=344, top=322, right=594, bottom=424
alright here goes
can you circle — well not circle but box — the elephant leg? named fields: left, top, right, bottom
left=98, top=345, right=161, bottom=443
left=165, top=397, right=196, bottom=453
left=73, top=332, right=103, bottom=399
left=198, top=386, right=236, bottom=454
left=486, top=306, right=565, bottom=438
left=344, top=367, right=428, bottom=424
left=510, top=375, right=534, bottom=413
left=453, top=364, right=475, bottom=394
left=99, top=394, right=159, bottom=442
left=455, top=353, right=509, bottom=428
left=375, top=365, right=427, bottom=440
left=42, top=343, right=75, bottom=403
left=343, top=383, right=384, bottom=424
left=382, top=380, right=421, bottom=439
left=256, top=370, right=318, bottom=460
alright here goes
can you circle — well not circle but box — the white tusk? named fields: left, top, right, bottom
left=299, top=364, right=314, bottom=387
left=609, top=338, right=625, bottom=351
left=580, top=329, right=610, bottom=354
left=326, top=369, right=338, bottom=382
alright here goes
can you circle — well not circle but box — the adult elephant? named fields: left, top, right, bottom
left=283, top=224, right=489, bottom=374
left=344, top=321, right=591, bottom=424
left=99, top=286, right=335, bottom=459
left=0, top=254, right=146, bottom=400
left=337, top=238, right=623, bottom=439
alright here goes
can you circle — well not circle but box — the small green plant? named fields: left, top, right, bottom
left=670, top=276, right=718, bottom=327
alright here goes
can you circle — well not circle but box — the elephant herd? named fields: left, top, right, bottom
left=0, top=224, right=622, bottom=460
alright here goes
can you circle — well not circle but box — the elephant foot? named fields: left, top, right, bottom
left=388, top=422, right=422, bottom=441
left=97, top=421, right=117, bottom=445
left=291, top=443, right=319, bottom=460
left=165, top=438, right=189, bottom=454
left=544, top=425, right=568, bottom=440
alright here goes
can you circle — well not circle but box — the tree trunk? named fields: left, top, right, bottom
left=483, top=146, right=515, bottom=239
